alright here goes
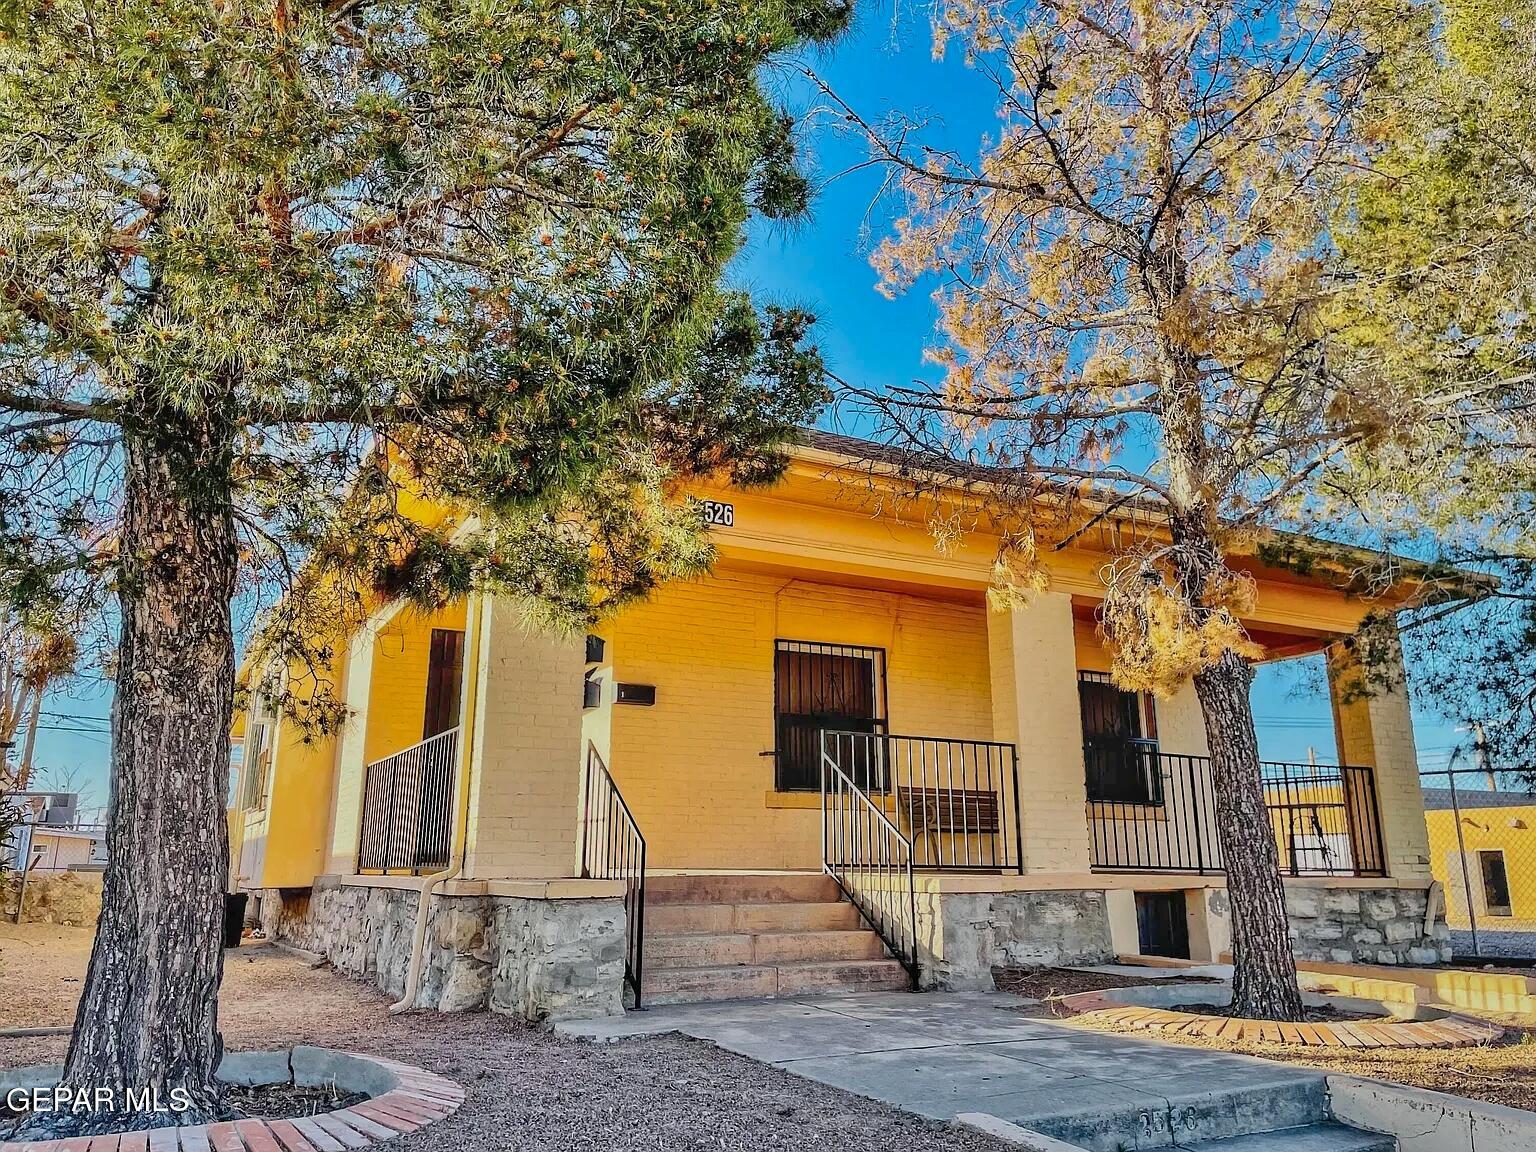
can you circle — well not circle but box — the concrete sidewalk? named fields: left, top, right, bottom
left=557, top=992, right=1385, bottom=1150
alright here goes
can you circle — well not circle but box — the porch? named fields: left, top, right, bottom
left=326, top=563, right=1431, bottom=1007
left=352, top=717, right=1394, bottom=1005
left=352, top=727, right=1390, bottom=884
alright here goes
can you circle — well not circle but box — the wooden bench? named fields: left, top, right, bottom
left=898, top=788, right=1002, bottom=866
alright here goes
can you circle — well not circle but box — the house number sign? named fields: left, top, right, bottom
left=703, top=500, right=735, bottom=527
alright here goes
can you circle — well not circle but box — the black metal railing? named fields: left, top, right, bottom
left=821, top=734, right=918, bottom=982
left=1267, top=761, right=1387, bottom=877
left=1087, top=749, right=1386, bottom=878
left=818, top=730, right=1024, bottom=873
left=580, top=743, right=647, bottom=1008
left=357, top=727, right=459, bottom=874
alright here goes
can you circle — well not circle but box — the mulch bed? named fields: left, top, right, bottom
left=225, top=1082, right=370, bottom=1119
left=1170, top=1001, right=1386, bottom=1025
left=993, top=965, right=1221, bottom=1004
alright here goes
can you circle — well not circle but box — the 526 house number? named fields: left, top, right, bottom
left=702, top=500, right=735, bottom=527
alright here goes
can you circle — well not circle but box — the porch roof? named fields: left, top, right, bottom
left=794, top=429, right=1491, bottom=609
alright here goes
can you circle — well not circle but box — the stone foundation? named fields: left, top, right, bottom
left=260, top=877, right=625, bottom=1020
left=1285, top=885, right=1450, bottom=966
left=920, top=888, right=1115, bottom=990
left=1, top=870, right=102, bottom=926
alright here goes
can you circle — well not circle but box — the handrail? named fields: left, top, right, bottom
left=358, top=727, right=459, bottom=874
left=579, top=743, right=647, bottom=1008
left=821, top=732, right=919, bottom=983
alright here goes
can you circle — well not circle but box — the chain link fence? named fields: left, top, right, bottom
left=1421, top=766, right=1536, bottom=961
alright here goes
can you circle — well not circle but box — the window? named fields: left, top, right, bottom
left=423, top=628, right=465, bottom=739
left=1480, top=850, right=1513, bottom=917
left=773, top=640, right=887, bottom=791
left=1078, top=671, right=1161, bottom=804
left=240, top=719, right=272, bottom=811
left=227, top=744, right=243, bottom=809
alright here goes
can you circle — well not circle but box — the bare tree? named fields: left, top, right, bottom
left=818, top=0, right=1409, bottom=1019
left=0, top=612, right=78, bottom=792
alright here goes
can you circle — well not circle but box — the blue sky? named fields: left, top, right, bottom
left=25, top=9, right=1462, bottom=812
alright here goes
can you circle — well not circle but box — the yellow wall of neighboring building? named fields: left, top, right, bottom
left=1426, top=805, right=1536, bottom=928
left=602, top=567, right=994, bottom=870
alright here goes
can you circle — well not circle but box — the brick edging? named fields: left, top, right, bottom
left=1058, top=992, right=1504, bottom=1049
left=1, top=1054, right=464, bottom=1152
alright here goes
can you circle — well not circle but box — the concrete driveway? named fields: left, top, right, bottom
left=556, top=991, right=1380, bottom=1150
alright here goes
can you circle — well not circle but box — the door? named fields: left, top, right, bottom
left=774, top=640, right=886, bottom=791
left=423, top=628, right=465, bottom=739
left=1480, top=850, right=1513, bottom=916
left=1135, top=890, right=1190, bottom=959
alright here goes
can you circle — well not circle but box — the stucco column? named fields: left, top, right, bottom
left=463, top=596, right=586, bottom=879
left=987, top=591, right=1092, bottom=873
left=1327, top=622, right=1431, bottom=881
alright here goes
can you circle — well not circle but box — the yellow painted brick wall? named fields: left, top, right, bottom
left=259, top=713, right=339, bottom=888
left=604, top=569, right=994, bottom=870
left=463, top=597, right=586, bottom=879
left=363, top=602, right=467, bottom=765
left=1328, top=629, right=1432, bottom=881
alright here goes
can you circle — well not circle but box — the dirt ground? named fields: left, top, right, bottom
left=1, top=924, right=1015, bottom=1152
left=0, top=920, right=94, bottom=1031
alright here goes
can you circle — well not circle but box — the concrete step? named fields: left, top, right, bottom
left=645, top=900, right=862, bottom=936
left=646, top=873, right=840, bottom=905
left=756, top=929, right=887, bottom=964
left=1032, top=1074, right=1331, bottom=1152
left=775, top=958, right=910, bottom=997
left=642, top=959, right=910, bottom=1006
left=646, top=929, right=887, bottom=969
left=1177, top=1123, right=1396, bottom=1152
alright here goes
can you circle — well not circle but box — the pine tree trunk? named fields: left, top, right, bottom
left=1160, top=424, right=1305, bottom=1023
left=1194, top=648, right=1306, bottom=1021
left=32, top=421, right=237, bottom=1136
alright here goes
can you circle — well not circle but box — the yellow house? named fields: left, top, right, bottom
left=1424, top=785, right=1536, bottom=945
left=231, top=432, right=1452, bottom=1020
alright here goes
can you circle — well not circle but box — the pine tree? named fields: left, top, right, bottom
left=0, top=0, right=849, bottom=1133
left=1328, top=0, right=1536, bottom=772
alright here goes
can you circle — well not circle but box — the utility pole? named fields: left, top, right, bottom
left=1445, top=744, right=1480, bottom=958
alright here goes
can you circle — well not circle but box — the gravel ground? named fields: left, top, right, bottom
left=0, top=921, right=93, bottom=1030
left=1449, top=929, right=1536, bottom=960
left=1, top=926, right=1014, bottom=1152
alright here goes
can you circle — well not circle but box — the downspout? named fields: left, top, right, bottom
left=389, top=591, right=484, bottom=1014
